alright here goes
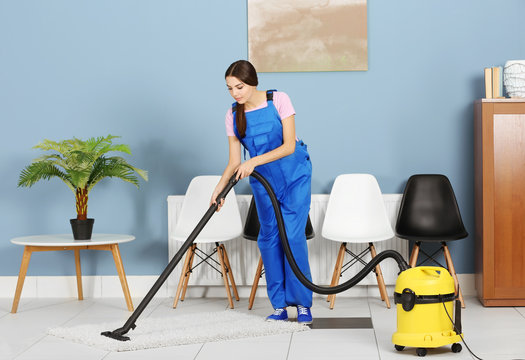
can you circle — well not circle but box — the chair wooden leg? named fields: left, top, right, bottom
left=442, top=243, right=465, bottom=308
left=370, top=243, right=391, bottom=308
left=173, top=246, right=193, bottom=308
left=74, top=249, right=83, bottom=300
left=409, top=242, right=420, bottom=268
left=327, top=243, right=346, bottom=303
left=249, top=256, right=264, bottom=310
left=181, top=245, right=196, bottom=301
left=11, top=246, right=33, bottom=313
left=370, top=244, right=385, bottom=301
left=220, top=244, right=239, bottom=301
left=217, top=244, right=234, bottom=309
left=330, top=243, right=347, bottom=309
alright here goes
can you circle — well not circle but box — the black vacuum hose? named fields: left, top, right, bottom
left=250, top=170, right=409, bottom=295
left=102, top=171, right=409, bottom=341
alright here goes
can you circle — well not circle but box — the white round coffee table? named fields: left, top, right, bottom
left=10, top=234, right=135, bottom=313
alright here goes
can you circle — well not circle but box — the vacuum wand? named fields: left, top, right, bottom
left=101, top=175, right=238, bottom=341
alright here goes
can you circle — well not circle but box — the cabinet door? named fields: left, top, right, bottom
left=493, top=114, right=525, bottom=298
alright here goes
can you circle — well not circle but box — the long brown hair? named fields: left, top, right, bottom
left=225, top=60, right=258, bottom=138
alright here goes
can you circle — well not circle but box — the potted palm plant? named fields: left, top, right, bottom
left=18, top=135, right=148, bottom=240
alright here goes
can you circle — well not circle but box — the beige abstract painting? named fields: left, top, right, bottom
left=248, top=0, right=367, bottom=72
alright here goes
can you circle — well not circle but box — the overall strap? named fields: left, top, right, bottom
left=266, top=89, right=277, bottom=102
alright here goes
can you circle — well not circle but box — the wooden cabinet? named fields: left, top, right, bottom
left=475, top=99, right=525, bottom=306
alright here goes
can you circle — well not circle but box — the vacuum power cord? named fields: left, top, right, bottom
left=442, top=298, right=482, bottom=359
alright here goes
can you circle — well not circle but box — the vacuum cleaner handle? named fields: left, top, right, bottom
left=102, top=174, right=238, bottom=341
left=215, top=174, right=239, bottom=205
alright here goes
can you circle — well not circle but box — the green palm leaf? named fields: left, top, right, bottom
left=67, top=168, right=92, bottom=189
left=87, top=156, right=148, bottom=191
left=18, top=161, right=75, bottom=192
left=32, top=154, right=63, bottom=163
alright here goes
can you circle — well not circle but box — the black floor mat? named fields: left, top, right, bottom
left=307, top=317, right=373, bottom=329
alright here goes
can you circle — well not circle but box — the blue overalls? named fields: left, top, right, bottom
left=233, top=90, right=313, bottom=309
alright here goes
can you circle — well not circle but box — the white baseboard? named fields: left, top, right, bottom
left=0, top=276, right=167, bottom=299
left=0, top=274, right=477, bottom=299
left=457, top=274, right=476, bottom=296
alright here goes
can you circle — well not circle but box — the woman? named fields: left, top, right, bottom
left=211, top=60, right=313, bottom=324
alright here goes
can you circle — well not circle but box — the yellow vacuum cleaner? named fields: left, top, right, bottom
left=393, top=266, right=463, bottom=357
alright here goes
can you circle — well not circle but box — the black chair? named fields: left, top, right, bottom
left=244, top=197, right=315, bottom=309
left=395, top=174, right=468, bottom=307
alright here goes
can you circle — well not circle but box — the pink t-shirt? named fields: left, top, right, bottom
left=225, top=91, right=296, bottom=137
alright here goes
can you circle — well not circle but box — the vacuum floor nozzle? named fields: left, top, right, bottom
left=101, top=327, right=133, bottom=342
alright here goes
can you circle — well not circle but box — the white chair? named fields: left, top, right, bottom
left=322, top=174, right=394, bottom=309
left=172, top=176, right=242, bottom=309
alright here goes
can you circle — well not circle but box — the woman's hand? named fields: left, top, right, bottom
left=235, top=159, right=256, bottom=180
left=210, top=188, right=225, bottom=212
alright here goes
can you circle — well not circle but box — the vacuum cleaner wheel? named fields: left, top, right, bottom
left=451, top=343, right=462, bottom=353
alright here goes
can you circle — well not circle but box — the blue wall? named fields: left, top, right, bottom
left=1, top=0, right=524, bottom=276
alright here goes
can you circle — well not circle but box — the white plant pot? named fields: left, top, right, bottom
left=504, top=60, right=525, bottom=98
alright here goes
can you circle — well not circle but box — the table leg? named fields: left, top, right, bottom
left=11, top=246, right=32, bottom=313
left=110, top=244, right=134, bottom=311
left=74, top=249, right=83, bottom=300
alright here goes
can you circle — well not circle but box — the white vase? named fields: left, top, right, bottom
left=504, top=60, right=525, bottom=98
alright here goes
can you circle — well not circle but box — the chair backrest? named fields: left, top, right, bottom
left=243, top=197, right=315, bottom=241
left=395, top=174, right=468, bottom=241
left=322, top=174, right=394, bottom=243
left=173, top=176, right=242, bottom=243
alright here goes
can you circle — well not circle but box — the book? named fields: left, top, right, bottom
left=492, top=66, right=504, bottom=98
left=485, top=67, right=492, bottom=98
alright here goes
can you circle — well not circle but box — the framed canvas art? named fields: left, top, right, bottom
left=248, top=0, right=367, bottom=72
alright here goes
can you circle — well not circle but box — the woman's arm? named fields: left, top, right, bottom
left=235, top=115, right=296, bottom=180
left=210, top=136, right=242, bottom=211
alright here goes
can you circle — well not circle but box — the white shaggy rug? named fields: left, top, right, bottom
left=48, top=311, right=308, bottom=352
